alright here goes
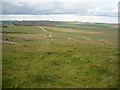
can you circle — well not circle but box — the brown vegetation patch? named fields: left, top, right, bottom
left=112, top=26, right=120, bottom=28
left=43, top=26, right=101, bottom=34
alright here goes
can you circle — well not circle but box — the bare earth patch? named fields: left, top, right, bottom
left=43, top=26, right=101, bottom=34
left=2, top=41, right=18, bottom=44
left=112, top=26, right=120, bottom=28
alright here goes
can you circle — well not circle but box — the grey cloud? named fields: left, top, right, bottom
left=2, top=1, right=118, bottom=17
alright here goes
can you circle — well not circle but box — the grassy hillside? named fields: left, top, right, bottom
left=2, top=22, right=118, bottom=88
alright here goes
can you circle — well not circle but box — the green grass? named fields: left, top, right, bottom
left=2, top=25, right=45, bottom=34
left=2, top=23, right=118, bottom=88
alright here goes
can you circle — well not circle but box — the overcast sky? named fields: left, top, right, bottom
left=1, top=0, right=119, bottom=23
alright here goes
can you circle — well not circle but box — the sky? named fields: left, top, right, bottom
left=1, top=0, right=119, bottom=23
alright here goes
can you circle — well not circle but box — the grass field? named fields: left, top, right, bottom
left=2, top=21, right=118, bottom=88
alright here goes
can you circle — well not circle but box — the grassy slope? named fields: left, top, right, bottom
left=2, top=23, right=118, bottom=88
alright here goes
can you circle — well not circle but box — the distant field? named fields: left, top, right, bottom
left=2, top=21, right=118, bottom=88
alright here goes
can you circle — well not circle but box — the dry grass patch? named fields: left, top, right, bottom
left=43, top=26, right=101, bottom=34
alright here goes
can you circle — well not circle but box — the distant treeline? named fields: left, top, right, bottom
left=13, top=24, right=56, bottom=26
left=2, top=21, right=64, bottom=26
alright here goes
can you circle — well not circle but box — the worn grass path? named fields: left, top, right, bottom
left=38, top=26, right=53, bottom=41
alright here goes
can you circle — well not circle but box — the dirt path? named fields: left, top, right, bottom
left=68, top=37, right=71, bottom=40
left=66, top=36, right=90, bottom=41
left=2, top=41, right=18, bottom=44
left=98, top=40, right=115, bottom=45
left=38, top=26, right=53, bottom=41
left=80, top=37, right=90, bottom=40
left=38, top=26, right=47, bottom=32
